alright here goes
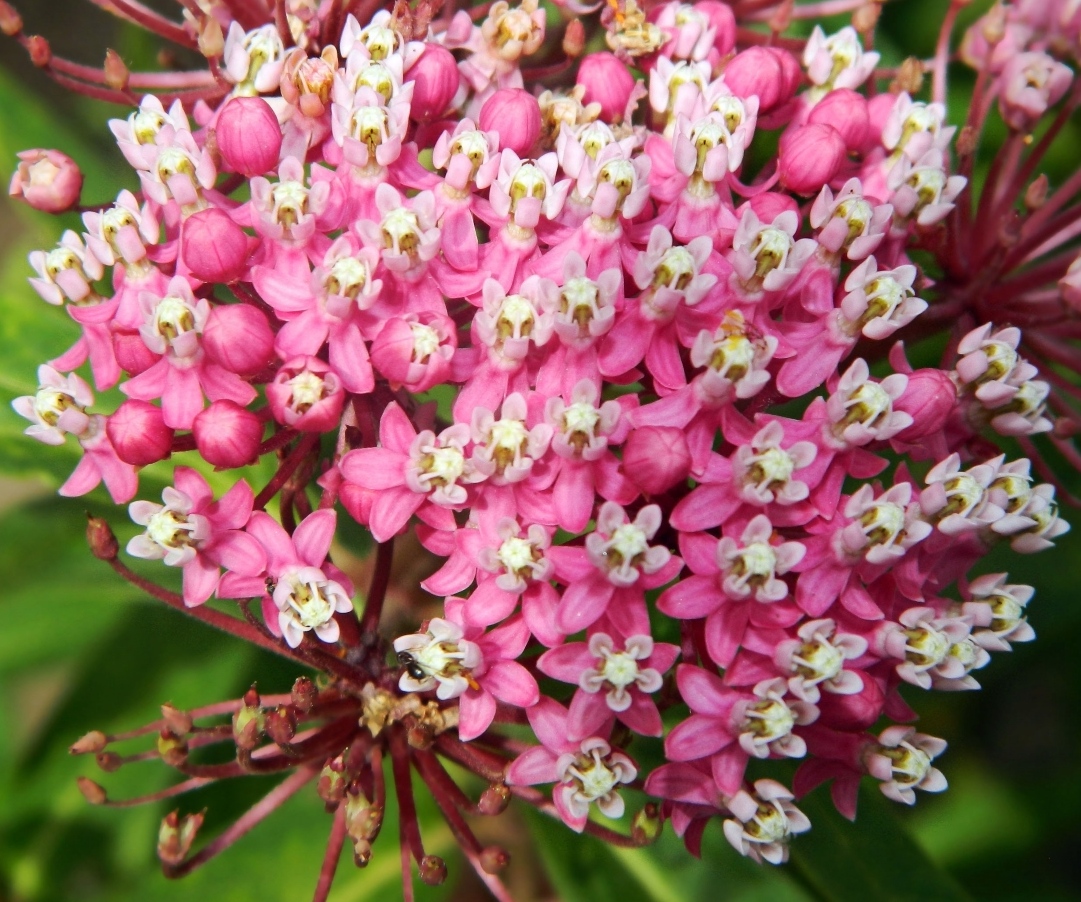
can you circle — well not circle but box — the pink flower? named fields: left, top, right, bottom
left=393, top=604, right=538, bottom=741
left=506, top=697, right=637, bottom=832
left=538, top=630, right=679, bottom=738
left=127, top=468, right=265, bottom=606
left=221, top=509, right=354, bottom=647
left=9, top=148, right=82, bottom=213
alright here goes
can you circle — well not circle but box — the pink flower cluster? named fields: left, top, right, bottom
left=8, top=0, right=1077, bottom=892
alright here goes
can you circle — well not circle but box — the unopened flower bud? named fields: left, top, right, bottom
left=180, top=208, right=251, bottom=283
left=104, top=49, right=129, bottom=91
left=697, top=0, right=737, bottom=56
left=480, top=89, right=541, bottom=157
left=892, top=368, right=957, bottom=440
left=480, top=846, right=510, bottom=873
left=890, top=57, right=925, bottom=95
left=577, top=52, right=636, bottom=124
left=563, top=18, right=586, bottom=57
left=420, top=855, right=448, bottom=885
left=158, top=810, right=204, bottom=866
left=193, top=400, right=263, bottom=469
left=157, top=729, right=189, bottom=766
left=345, top=790, right=384, bottom=841
left=107, top=400, right=173, bottom=466
left=96, top=750, right=123, bottom=772
left=623, top=426, right=691, bottom=495
left=406, top=44, right=459, bottom=121
left=9, top=149, right=82, bottom=214
left=1060, top=256, right=1081, bottom=312
left=161, top=703, right=193, bottom=735
left=198, top=15, right=224, bottom=58
left=779, top=123, right=846, bottom=195
left=478, top=783, right=511, bottom=815
left=216, top=97, right=283, bottom=177
left=292, top=676, right=317, bottom=712
left=746, top=191, right=799, bottom=223
left=0, top=1, right=23, bottom=36
left=86, top=514, right=119, bottom=561
left=77, top=777, right=107, bottom=805
left=265, top=705, right=298, bottom=744
left=724, top=47, right=800, bottom=119
left=632, top=802, right=663, bottom=845
left=70, top=730, right=108, bottom=755
left=27, top=34, right=51, bottom=67
left=807, top=88, right=870, bottom=153
left=202, top=303, right=274, bottom=375
left=852, top=2, right=881, bottom=34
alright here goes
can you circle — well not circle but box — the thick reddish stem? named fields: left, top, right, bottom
left=312, top=803, right=347, bottom=902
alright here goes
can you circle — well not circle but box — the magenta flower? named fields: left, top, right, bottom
left=507, top=697, right=637, bottom=833
left=538, top=629, right=679, bottom=739
left=127, top=468, right=265, bottom=606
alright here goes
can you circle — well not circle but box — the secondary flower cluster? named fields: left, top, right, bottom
left=6, top=0, right=1078, bottom=896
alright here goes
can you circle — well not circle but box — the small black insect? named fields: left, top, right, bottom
left=397, top=650, right=429, bottom=681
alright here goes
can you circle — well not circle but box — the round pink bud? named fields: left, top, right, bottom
left=696, top=1, right=736, bottom=57
left=892, top=368, right=957, bottom=440
left=203, top=303, right=275, bottom=377
left=192, top=400, right=263, bottom=468
left=623, top=426, right=691, bottom=495
left=865, top=92, right=896, bottom=144
left=479, top=89, right=541, bottom=157
left=406, top=44, right=459, bottom=122
left=744, top=192, right=799, bottom=224
left=266, top=356, right=345, bottom=433
left=107, top=400, right=173, bottom=466
left=113, top=329, right=158, bottom=375
left=779, top=123, right=846, bottom=195
left=9, top=148, right=82, bottom=213
left=807, top=88, right=870, bottom=153
left=724, top=47, right=801, bottom=118
left=215, top=97, right=283, bottom=177
left=576, top=52, right=636, bottom=124
left=180, top=208, right=251, bottom=283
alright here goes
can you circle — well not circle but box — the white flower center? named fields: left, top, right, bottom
left=749, top=227, right=792, bottom=280
left=859, top=501, right=907, bottom=549
left=497, top=535, right=536, bottom=576
left=34, top=387, right=81, bottom=426
left=745, top=447, right=796, bottom=493
left=325, top=256, right=371, bottom=300
left=903, top=625, right=951, bottom=669
left=381, top=208, right=422, bottom=258
left=880, top=741, right=932, bottom=786
left=509, top=164, right=548, bottom=210
left=271, top=179, right=309, bottom=229
left=745, top=697, right=796, bottom=743
left=495, top=294, right=537, bottom=340
left=145, top=508, right=201, bottom=550
left=283, top=576, right=338, bottom=629
left=287, top=370, right=327, bottom=412
left=418, top=444, right=467, bottom=488
left=565, top=748, right=622, bottom=802
left=154, top=296, right=198, bottom=343
left=598, top=650, right=641, bottom=692
left=410, top=323, right=441, bottom=363
left=652, top=245, right=697, bottom=292
left=729, top=542, right=778, bottom=586
left=349, top=106, right=389, bottom=153
left=793, top=639, right=845, bottom=685
left=129, top=108, right=166, bottom=144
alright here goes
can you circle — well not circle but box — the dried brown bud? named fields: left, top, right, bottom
left=420, top=855, right=447, bottom=885
left=956, top=125, right=978, bottom=156
left=632, top=802, right=663, bottom=845
left=161, top=703, right=193, bottom=735
left=77, top=777, right=107, bottom=805
left=345, top=791, right=384, bottom=842
left=95, top=751, right=123, bottom=772
left=232, top=702, right=264, bottom=751
left=291, top=676, right=317, bottom=712
left=562, top=19, right=585, bottom=57
left=26, top=34, right=50, bottom=67
left=0, top=0, right=23, bottom=36
left=982, top=3, right=1007, bottom=44
left=158, top=810, right=204, bottom=866
left=318, top=756, right=348, bottom=807
left=86, top=514, right=118, bottom=561
left=265, top=705, right=298, bottom=745
left=198, top=15, right=224, bottom=58
left=478, top=783, right=511, bottom=815
left=890, top=57, right=924, bottom=95
left=480, top=846, right=510, bottom=874
left=243, top=685, right=261, bottom=707
left=352, top=839, right=373, bottom=867
left=406, top=721, right=435, bottom=749
left=157, top=729, right=189, bottom=766
left=852, top=2, right=881, bottom=35
left=70, top=730, right=108, bottom=755
left=1025, top=174, right=1049, bottom=210
left=104, top=49, right=129, bottom=91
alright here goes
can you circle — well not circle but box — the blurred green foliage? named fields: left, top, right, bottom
left=2, top=1, right=1081, bottom=900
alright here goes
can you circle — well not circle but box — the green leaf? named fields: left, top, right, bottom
left=789, top=788, right=972, bottom=902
